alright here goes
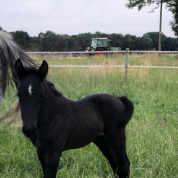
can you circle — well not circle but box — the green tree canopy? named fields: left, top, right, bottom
left=141, top=34, right=153, bottom=49
left=126, top=0, right=167, bottom=11
left=9, top=30, right=178, bottom=51
left=167, top=1, right=178, bottom=36
left=126, top=0, right=178, bottom=37
left=11, top=31, right=30, bottom=50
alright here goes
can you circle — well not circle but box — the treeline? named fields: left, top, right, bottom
left=9, top=30, right=178, bottom=51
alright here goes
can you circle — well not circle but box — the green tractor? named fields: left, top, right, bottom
left=86, top=38, right=121, bottom=54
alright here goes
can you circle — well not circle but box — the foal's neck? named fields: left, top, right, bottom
left=37, top=84, right=57, bottom=126
left=44, top=82, right=58, bottom=105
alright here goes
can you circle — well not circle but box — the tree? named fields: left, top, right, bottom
left=11, top=31, right=30, bottom=50
left=29, top=36, right=42, bottom=51
left=140, top=34, right=153, bottom=49
left=108, top=33, right=123, bottom=49
left=115, top=34, right=124, bottom=48
left=145, top=32, right=159, bottom=49
left=43, top=31, right=57, bottom=51
left=123, top=34, right=133, bottom=49
left=56, top=35, right=69, bottom=51
left=38, top=31, right=58, bottom=51
left=164, top=37, right=176, bottom=50
left=126, top=0, right=178, bottom=37
left=68, top=37, right=79, bottom=51
left=6, top=29, right=178, bottom=51
left=130, top=35, right=140, bottom=50
left=38, top=32, right=45, bottom=51
left=126, top=0, right=162, bottom=10
left=166, top=1, right=178, bottom=36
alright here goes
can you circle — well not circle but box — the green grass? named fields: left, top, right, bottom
left=0, top=55, right=178, bottom=178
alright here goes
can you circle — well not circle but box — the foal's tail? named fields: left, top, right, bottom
left=118, top=96, right=134, bottom=128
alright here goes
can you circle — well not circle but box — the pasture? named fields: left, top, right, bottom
left=0, top=54, right=178, bottom=178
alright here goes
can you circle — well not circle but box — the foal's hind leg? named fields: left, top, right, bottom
left=107, top=128, right=130, bottom=178
left=93, top=135, right=118, bottom=174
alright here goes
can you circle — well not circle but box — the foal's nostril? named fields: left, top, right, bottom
left=22, top=126, right=35, bottom=137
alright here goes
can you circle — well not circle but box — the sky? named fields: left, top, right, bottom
left=0, top=0, right=176, bottom=38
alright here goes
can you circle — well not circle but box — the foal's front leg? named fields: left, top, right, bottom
left=44, top=152, right=61, bottom=178
left=37, top=148, right=45, bottom=175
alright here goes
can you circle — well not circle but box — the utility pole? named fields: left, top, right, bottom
left=158, top=0, right=163, bottom=56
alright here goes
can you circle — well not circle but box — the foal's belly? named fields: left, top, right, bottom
left=64, top=117, right=103, bottom=150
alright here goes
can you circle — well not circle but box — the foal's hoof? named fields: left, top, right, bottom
left=116, top=164, right=130, bottom=178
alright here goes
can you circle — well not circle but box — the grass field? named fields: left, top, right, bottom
left=0, top=54, right=178, bottom=178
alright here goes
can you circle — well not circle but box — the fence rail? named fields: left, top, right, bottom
left=27, top=50, right=178, bottom=54
left=27, top=49, right=178, bottom=80
left=49, top=65, right=178, bottom=69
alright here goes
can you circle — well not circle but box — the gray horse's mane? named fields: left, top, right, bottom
left=0, top=31, right=38, bottom=86
left=0, top=31, right=38, bottom=129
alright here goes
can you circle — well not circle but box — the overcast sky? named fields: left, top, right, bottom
left=0, top=0, right=175, bottom=38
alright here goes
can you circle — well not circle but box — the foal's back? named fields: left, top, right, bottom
left=78, top=94, right=125, bottom=122
left=61, top=94, right=126, bottom=150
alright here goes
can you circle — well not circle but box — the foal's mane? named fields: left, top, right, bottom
left=45, top=80, right=64, bottom=98
left=23, top=66, right=64, bottom=98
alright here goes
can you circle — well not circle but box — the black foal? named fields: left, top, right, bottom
left=15, top=59, right=134, bottom=178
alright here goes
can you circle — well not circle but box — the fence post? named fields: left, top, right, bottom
left=125, top=48, right=129, bottom=80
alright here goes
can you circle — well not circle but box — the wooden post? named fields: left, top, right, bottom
left=125, top=48, right=129, bottom=80
left=158, top=0, right=163, bottom=57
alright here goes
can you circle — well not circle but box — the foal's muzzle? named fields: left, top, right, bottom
left=22, top=126, right=35, bottom=137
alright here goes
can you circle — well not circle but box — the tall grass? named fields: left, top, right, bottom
left=29, top=53, right=178, bottom=67
left=0, top=54, right=178, bottom=178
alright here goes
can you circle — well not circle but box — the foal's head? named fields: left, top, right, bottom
left=15, top=59, right=48, bottom=137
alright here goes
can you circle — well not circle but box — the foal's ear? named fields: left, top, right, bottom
left=37, top=60, right=48, bottom=80
left=15, top=58, right=26, bottom=79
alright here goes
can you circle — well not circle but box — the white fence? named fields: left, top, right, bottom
left=27, top=50, right=178, bottom=54
left=27, top=49, right=178, bottom=80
